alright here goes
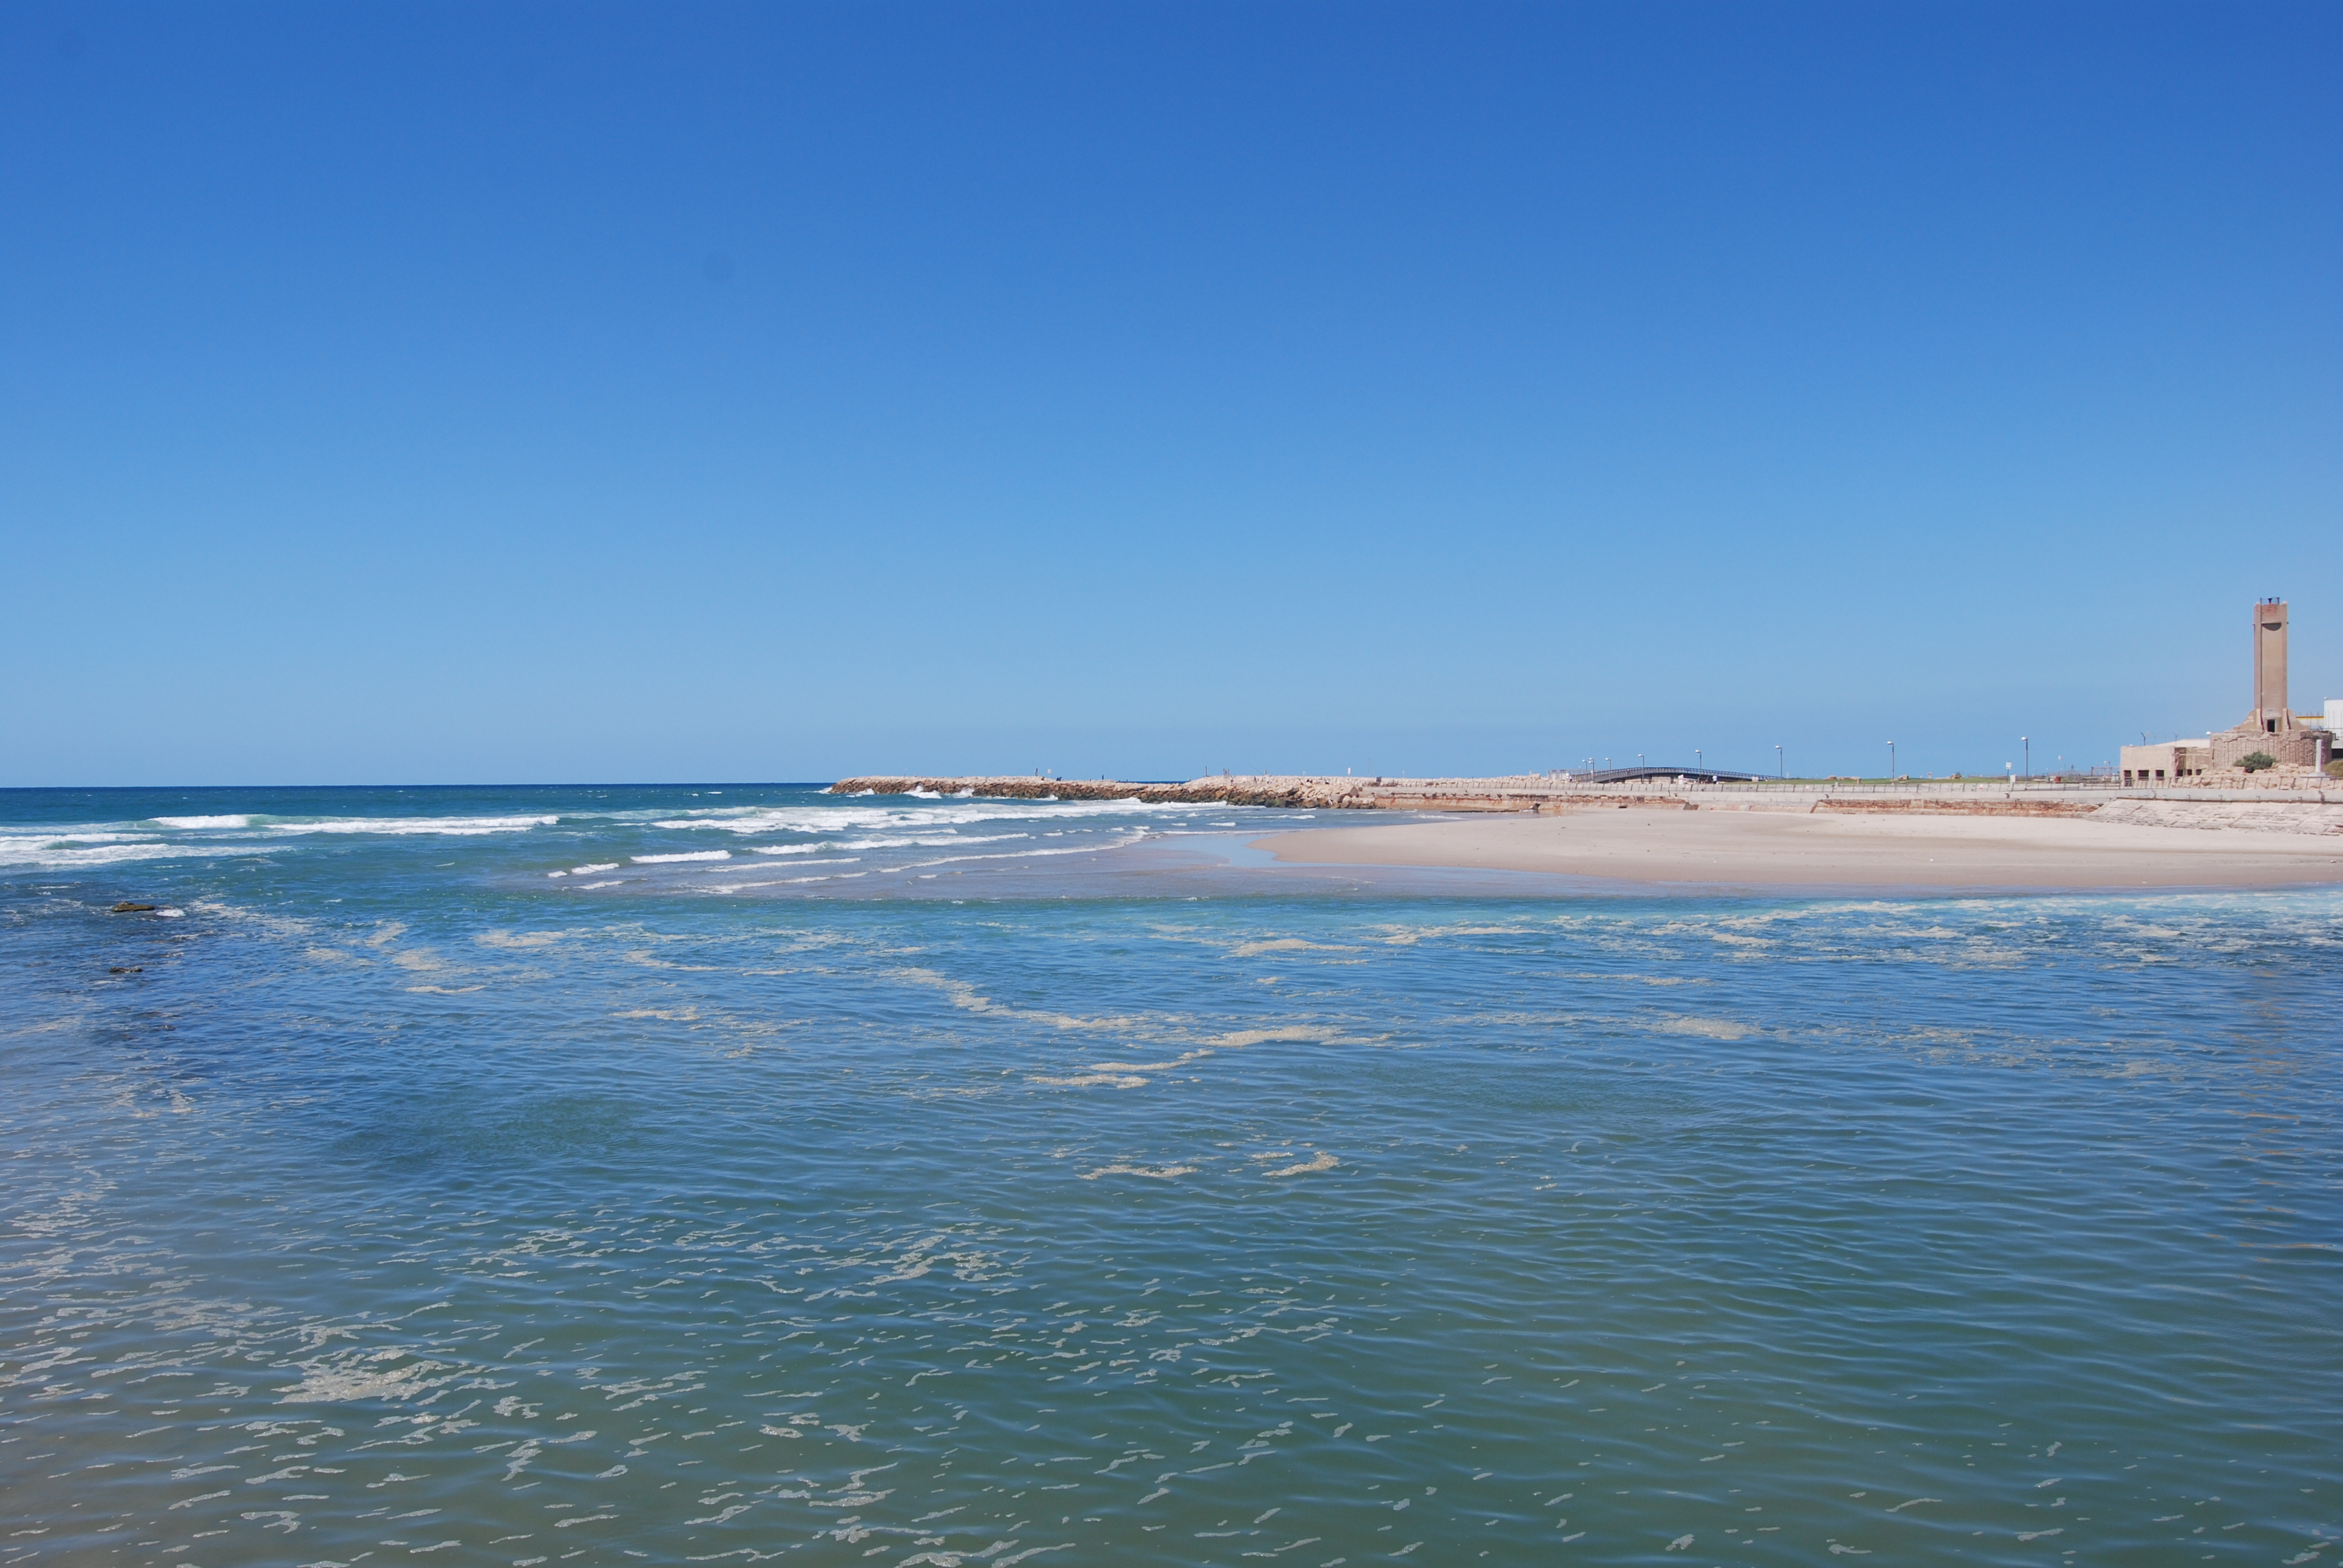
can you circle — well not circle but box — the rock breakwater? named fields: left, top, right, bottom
left=828, top=776, right=1693, bottom=811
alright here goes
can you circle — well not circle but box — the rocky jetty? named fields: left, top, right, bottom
left=828, top=776, right=1694, bottom=811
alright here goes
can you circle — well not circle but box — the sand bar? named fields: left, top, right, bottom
left=1253, top=808, right=2343, bottom=892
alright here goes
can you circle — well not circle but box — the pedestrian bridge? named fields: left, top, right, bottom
left=1571, top=766, right=1768, bottom=784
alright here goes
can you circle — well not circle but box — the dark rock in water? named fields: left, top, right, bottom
left=110, top=901, right=157, bottom=913
left=108, top=965, right=143, bottom=974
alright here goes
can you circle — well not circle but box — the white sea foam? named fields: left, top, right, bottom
left=151, top=815, right=252, bottom=829
left=6, top=828, right=148, bottom=844
left=279, top=1353, right=448, bottom=1405
left=572, top=863, right=620, bottom=874
left=837, top=833, right=1030, bottom=851
left=891, top=834, right=1147, bottom=872
left=0, top=836, right=278, bottom=869
left=649, top=799, right=1227, bottom=836
left=267, top=815, right=557, bottom=837
left=632, top=851, right=730, bottom=864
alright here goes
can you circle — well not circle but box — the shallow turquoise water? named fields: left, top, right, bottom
left=3, top=786, right=2339, bottom=1567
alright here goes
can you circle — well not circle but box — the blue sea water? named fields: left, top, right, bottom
left=2, top=784, right=2338, bottom=1567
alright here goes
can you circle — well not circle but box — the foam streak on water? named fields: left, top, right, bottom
left=1, top=785, right=2338, bottom=1567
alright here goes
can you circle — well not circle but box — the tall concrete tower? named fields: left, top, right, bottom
left=2143, top=595, right=2329, bottom=776
left=2252, top=598, right=2289, bottom=732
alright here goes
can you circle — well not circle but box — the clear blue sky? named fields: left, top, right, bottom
left=5, top=1, right=2336, bottom=785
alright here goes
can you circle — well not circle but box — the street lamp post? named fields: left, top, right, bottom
left=1775, top=745, right=1784, bottom=779
left=2022, top=736, right=2030, bottom=781
left=1889, top=741, right=1896, bottom=780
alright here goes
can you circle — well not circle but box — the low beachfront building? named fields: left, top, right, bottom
left=2119, top=739, right=2212, bottom=785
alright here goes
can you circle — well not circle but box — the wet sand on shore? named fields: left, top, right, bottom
left=1252, top=808, right=2343, bottom=891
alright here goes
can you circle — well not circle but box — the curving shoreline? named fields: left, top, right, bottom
left=1247, top=808, right=2343, bottom=890
left=832, top=775, right=2343, bottom=890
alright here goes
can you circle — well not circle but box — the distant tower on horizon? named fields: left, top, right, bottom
left=2120, top=594, right=2333, bottom=783
left=2252, top=597, right=2289, bottom=734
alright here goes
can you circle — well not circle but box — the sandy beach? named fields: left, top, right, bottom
left=1253, top=807, right=2343, bottom=891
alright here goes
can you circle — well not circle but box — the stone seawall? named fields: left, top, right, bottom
left=1814, top=797, right=2101, bottom=818
left=2090, top=799, right=2343, bottom=835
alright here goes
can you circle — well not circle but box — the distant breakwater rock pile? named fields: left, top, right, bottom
left=834, top=776, right=1702, bottom=811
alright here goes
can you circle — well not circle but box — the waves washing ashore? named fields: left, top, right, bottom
left=2, top=783, right=2339, bottom=1567
left=7, top=776, right=2341, bottom=901
left=0, top=788, right=1267, bottom=890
